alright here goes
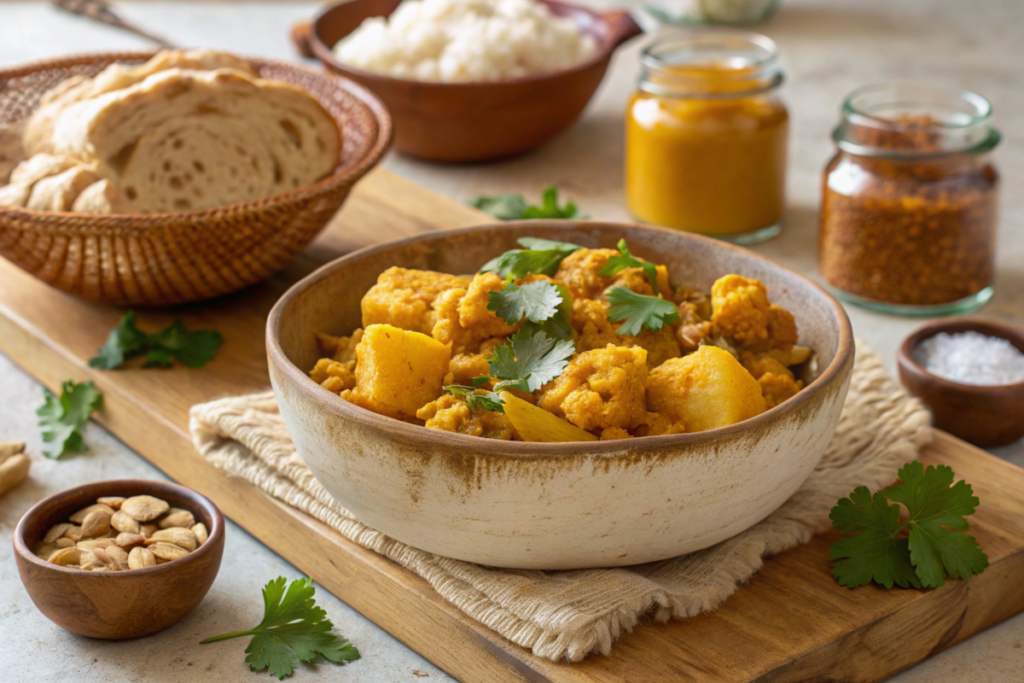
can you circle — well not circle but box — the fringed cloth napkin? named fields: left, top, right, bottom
left=189, top=341, right=931, bottom=662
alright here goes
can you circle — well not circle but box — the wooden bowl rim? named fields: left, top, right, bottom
left=897, top=316, right=1024, bottom=395
left=14, top=478, right=225, bottom=579
left=306, top=0, right=642, bottom=89
left=0, top=51, right=392, bottom=223
left=267, top=220, right=855, bottom=456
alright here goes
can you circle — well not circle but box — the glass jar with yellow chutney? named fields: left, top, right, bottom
left=625, top=32, right=788, bottom=244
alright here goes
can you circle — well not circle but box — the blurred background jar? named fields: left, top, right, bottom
left=819, top=84, right=1000, bottom=316
left=647, top=0, right=783, bottom=26
left=625, top=32, right=788, bottom=244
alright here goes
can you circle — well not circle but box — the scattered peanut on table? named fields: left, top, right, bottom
left=33, top=493, right=207, bottom=571
left=0, top=441, right=30, bottom=497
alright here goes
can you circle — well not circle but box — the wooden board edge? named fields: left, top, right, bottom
left=0, top=304, right=556, bottom=683
left=760, top=545, right=1024, bottom=682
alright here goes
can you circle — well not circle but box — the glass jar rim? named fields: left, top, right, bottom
left=638, top=30, right=783, bottom=99
left=834, top=83, right=1000, bottom=158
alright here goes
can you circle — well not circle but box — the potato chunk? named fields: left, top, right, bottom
left=340, top=324, right=450, bottom=419
left=711, top=274, right=797, bottom=351
left=537, top=345, right=648, bottom=432
left=361, top=267, right=469, bottom=334
left=646, top=346, right=766, bottom=433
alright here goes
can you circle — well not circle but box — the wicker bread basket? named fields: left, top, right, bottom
left=0, top=52, right=392, bottom=306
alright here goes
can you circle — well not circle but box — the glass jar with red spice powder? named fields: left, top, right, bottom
left=818, top=84, right=1000, bottom=315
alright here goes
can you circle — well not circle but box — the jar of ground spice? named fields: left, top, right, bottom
left=819, top=85, right=1000, bottom=315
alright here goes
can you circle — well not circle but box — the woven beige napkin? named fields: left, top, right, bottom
left=189, top=340, right=930, bottom=662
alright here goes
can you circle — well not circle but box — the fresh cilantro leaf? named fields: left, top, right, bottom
left=469, top=187, right=581, bottom=221
left=829, top=461, right=988, bottom=590
left=606, top=287, right=680, bottom=337
left=468, top=193, right=528, bottom=220
left=144, top=319, right=223, bottom=368
left=201, top=577, right=359, bottom=680
left=883, top=461, right=989, bottom=588
left=443, top=385, right=505, bottom=413
left=488, top=281, right=564, bottom=325
left=534, top=310, right=573, bottom=341
left=489, top=325, right=575, bottom=392
left=88, top=312, right=222, bottom=370
left=829, top=486, right=922, bottom=589
left=470, top=376, right=491, bottom=388
left=88, top=311, right=150, bottom=369
left=599, top=239, right=661, bottom=295
left=36, top=380, right=103, bottom=459
left=479, top=237, right=582, bottom=280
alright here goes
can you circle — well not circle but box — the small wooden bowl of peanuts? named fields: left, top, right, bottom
left=13, top=479, right=224, bottom=639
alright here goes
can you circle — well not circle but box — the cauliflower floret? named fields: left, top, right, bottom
left=443, top=337, right=502, bottom=386
left=309, top=358, right=357, bottom=394
left=758, top=373, right=804, bottom=409
left=634, top=411, right=687, bottom=437
left=572, top=297, right=681, bottom=368
left=553, top=248, right=670, bottom=300
left=600, top=427, right=633, bottom=440
left=646, top=345, right=766, bottom=433
left=740, top=350, right=806, bottom=409
left=361, top=267, right=470, bottom=334
left=315, top=328, right=363, bottom=362
left=416, top=394, right=515, bottom=440
left=431, top=273, right=519, bottom=354
left=711, top=274, right=798, bottom=351
left=537, top=345, right=648, bottom=432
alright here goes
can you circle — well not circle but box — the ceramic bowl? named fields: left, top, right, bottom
left=14, top=479, right=224, bottom=639
left=897, top=317, right=1024, bottom=448
left=291, top=0, right=642, bottom=161
left=267, top=222, right=854, bottom=569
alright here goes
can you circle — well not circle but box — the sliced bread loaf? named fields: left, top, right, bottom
left=25, top=49, right=258, bottom=156
left=52, top=67, right=340, bottom=213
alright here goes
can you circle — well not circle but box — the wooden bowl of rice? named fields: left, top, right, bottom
left=0, top=52, right=391, bottom=307
left=292, top=0, right=642, bottom=162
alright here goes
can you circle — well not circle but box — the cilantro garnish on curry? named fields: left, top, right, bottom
left=309, top=238, right=813, bottom=442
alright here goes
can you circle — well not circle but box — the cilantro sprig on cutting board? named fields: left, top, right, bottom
left=830, top=461, right=988, bottom=589
left=89, top=311, right=222, bottom=370
left=469, top=186, right=582, bottom=220
left=201, top=577, right=359, bottom=680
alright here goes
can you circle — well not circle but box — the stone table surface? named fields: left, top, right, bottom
left=0, top=1, right=1022, bottom=682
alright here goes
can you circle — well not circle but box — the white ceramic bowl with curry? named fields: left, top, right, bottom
left=267, top=222, right=854, bottom=570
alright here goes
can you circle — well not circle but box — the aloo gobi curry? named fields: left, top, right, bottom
left=310, top=238, right=812, bottom=442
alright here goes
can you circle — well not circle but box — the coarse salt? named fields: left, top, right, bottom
left=912, top=330, right=1024, bottom=386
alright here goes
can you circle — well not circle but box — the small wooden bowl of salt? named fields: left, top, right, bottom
left=898, top=317, right=1024, bottom=447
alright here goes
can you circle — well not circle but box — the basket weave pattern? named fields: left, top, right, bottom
left=0, top=53, right=391, bottom=306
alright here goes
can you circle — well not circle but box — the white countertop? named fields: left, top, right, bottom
left=1, top=1, right=1022, bottom=681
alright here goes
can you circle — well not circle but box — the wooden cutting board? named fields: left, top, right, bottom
left=2, top=168, right=1023, bottom=683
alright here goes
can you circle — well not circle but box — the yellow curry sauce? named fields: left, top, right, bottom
left=309, top=243, right=812, bottom=442
left=625, top=34, right=788, bottom=240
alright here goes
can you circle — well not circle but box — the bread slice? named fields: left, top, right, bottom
left=10, top=153, right=78, bottom=186
left=52, top=68, right=339, bottom=213
left=71, top=179, right=128, bottom=214
left=25, top=49, right=258, bottom=156
left=26, top=165, right=99, bottom=212
left=0, top=182, right=30, bottom=208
